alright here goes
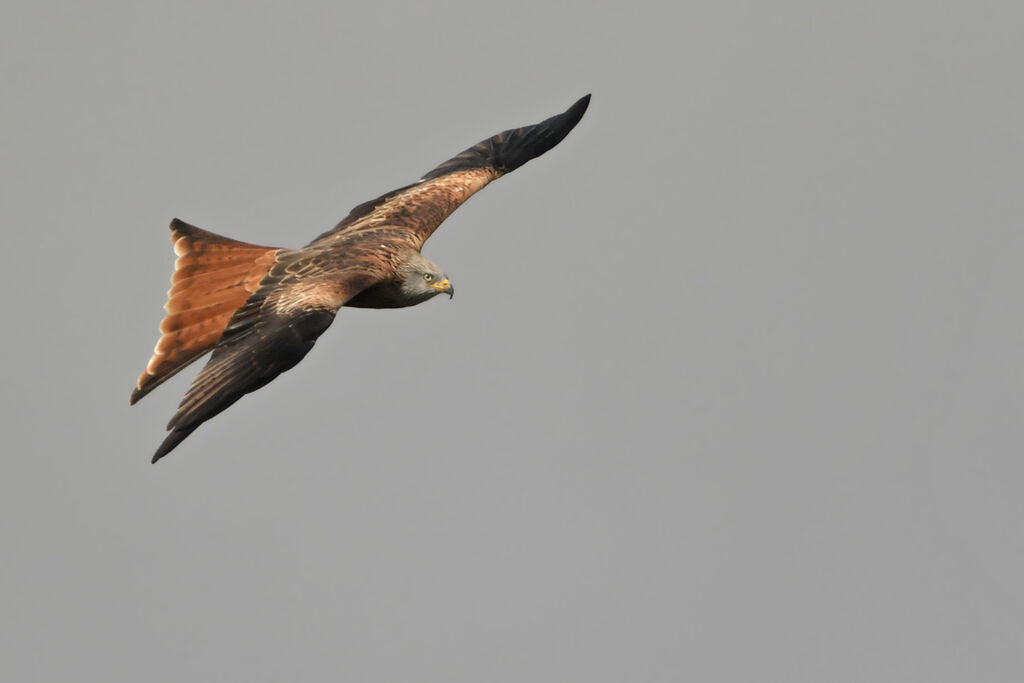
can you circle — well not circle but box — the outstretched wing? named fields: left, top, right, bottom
left=311, top=94, right=590, bottom=249
left=151, top=251, right=377, bottom=463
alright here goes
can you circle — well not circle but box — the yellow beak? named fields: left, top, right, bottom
left=430, top=278, right=454, bottom=298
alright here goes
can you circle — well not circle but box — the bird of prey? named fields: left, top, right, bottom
left=131, top=94, right=590, bottom=462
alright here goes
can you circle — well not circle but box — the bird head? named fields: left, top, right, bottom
left=399, top=253, right=454, bottom=302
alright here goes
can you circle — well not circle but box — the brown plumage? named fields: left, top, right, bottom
left=132, top=94, right=590, bottom=462
left=132, top=222, right=281, bottom=402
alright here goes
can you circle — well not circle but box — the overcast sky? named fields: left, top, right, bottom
left=2, top=1, right=1022, bottom=681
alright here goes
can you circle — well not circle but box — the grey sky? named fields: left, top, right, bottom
left=2, top=1, right=1022, bottom=681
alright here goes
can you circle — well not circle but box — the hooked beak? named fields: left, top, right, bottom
left=430, top=278, right=454, bottom=299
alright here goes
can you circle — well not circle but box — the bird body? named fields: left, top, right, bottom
left=132, top=95, right=590, bottom=462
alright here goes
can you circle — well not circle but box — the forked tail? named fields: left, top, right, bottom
left=130, top=219, right=280, bottom=404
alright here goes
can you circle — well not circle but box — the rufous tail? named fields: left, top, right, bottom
left=130, top=218, right=280, bottom=405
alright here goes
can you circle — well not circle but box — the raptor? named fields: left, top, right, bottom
left=132, top=95, right=591, bottom=462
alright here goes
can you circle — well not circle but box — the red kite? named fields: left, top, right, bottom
left=132, top=95, right=590, bottom=462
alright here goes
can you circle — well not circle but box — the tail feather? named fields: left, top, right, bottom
left=161, top=297, right=250, bottom=330
left=131, top=219, right=280, bottom=405
left=168, top=264, right=266, bottom=294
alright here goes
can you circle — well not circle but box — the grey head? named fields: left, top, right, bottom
left=397, top=251, right=454, bottom=304
left=345, top=250, right=454, bottom=309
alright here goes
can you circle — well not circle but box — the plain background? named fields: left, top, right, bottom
left=2, top=1, right=1022, bottom=681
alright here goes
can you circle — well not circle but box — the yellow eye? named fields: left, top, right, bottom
left=423, top=273, right=434, bottom=281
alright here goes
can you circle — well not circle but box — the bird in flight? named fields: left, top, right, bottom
left=131, top=95, right=591, bottom=463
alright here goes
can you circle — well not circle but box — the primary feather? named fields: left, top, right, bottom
left=133, top=95, right=591, bottom=462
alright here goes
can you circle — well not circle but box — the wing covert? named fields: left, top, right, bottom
left=150, top=257, right=375, bottom=463
left=311, top=94, right=590, bottom=249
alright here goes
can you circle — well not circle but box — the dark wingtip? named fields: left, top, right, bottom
left=554, top=93, right=591, bottom=143
left=421, top=94, right=592, bottom=180
left=492, top=94, right=591, bottom=174
left=565, top=94, right=592, bottom=124
left=151, top=426, right=195, bottom=464
left=129, top=387, right=142, bottom=405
